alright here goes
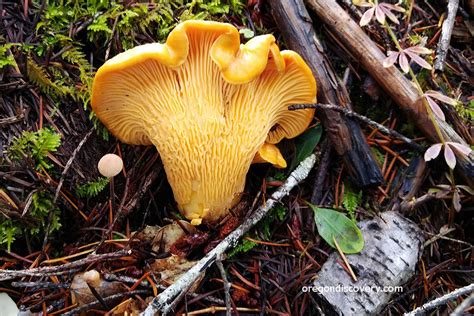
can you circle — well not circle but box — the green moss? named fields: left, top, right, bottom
left=8, top=128, right=61, bottom=170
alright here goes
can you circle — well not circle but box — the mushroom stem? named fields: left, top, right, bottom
left=109, top=177, right=115, bottom=238
left=141, top=154, right=317, bottom=315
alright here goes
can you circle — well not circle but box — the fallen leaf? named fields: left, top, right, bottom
left=309, top=204, right=365, bottom=254
left=70, top=269, right=127, bottom=306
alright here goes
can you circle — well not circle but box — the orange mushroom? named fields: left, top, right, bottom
left=91, top=20, right=316, bottom=225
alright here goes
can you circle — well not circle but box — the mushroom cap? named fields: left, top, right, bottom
left=83, top=270, right=101, bottom=288
left=91, top=20, right=316, bottom=223
left=98, top=153, right=123, bottom=178
left=253, top=143, right=287, bottom=169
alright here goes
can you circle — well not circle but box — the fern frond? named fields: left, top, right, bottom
left=0, top=220, right=19, bottom=253
left=76, top=177, right=109, bottom=198
left=8, top=128, right=61, bottom=169
left=342, top=184, right=362, bottom=222
left=26, top=57, right=73, bottom=98
left=61, top=46, right=94, bottom=103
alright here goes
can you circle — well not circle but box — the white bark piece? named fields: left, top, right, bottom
left=0, top=293, right=19, bottom=316
left=313, top=211, right=424, bottom=315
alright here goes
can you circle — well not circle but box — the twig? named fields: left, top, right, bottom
left=400, top=190, right=450, bottom=212
left=290, top=103, right=421, bottom=150
left=333, top=237, right=357, bottom=282
left=450, top=292, right=474, bottom=316
left=11, top=281, right=69, bottom=291
left=62, top=289, right=150, bottom=315
left=424, top=230, right=472, bottom=248
left=141, top=154, right=317, bottom=316
left=102, top=273, right=225, bottom=305
left=53, top=128, right=93, bottom=203
left=94, top=177, right=130, bottom=252
left=182, top=307, right=260, bottom=315
left=404, top=283, right=474, bottom=316
left=0, top=249, right=131, bottom=281
left=433, top=0, right=460, bottom=72
left=0, top=113, right=24, bottom=126
left=216, top=258, right=232, bottom=316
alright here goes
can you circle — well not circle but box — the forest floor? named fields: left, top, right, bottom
left=0, top=1, right=473, bottom=315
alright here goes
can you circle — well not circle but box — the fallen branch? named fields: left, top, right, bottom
left=141, top=154, right=317, bottom=315
left=451, top=292, right=474, bottom=316
left=434, top=0, right=460, bottom=72
left=216, top=258, right=232, bottom=316
left=403, top=283, right=474, bottom=316
left=305, top=0, right=474, bottom=186
left=271, top=0, right=383, bottom=188
left=0, top=249, right=131, bottom=281
left=290, top=103, right=421, bottom=150
left=62, top=289, right=150, bottom=316
left=310, top=138, right=331, bottom=205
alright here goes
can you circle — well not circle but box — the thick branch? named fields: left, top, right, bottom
left=271, top=0, right=383, bottom=188
left=305, top=0, right=474, bottom=185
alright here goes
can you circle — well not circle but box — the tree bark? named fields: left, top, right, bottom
left=271, top=0, right=384, bottom=188
left=305, top=0, right=474, bottom=186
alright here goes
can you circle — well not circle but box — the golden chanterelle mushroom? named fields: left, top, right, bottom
left=91, top=20, right=316, bottom=224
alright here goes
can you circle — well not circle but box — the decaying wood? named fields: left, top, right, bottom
left=141, top=154, right=317, bottom=316
left=434, top=0, right=460, bottom=72
left=311, top=138, right=332, bottom=205
left=305, top=0, right=474, bottom=186
left=313, top=211, right=424, bottom=315
left=388, top=157, right=429, bottom=213
left=271, top=0, right=384, bottom=188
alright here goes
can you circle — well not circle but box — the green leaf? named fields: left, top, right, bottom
left=309, top=204, right=364, bottom=254
left=239, top=28, right=255, bottom=39
left=289, top=124, right=322, bottom=171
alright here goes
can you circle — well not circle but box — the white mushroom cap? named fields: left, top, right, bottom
left=83, top=269, right=101, bottom=288
left=98, top=153, right=123, bottom=178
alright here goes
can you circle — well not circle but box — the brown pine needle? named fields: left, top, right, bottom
left=333, top=237, right=357, bottom=282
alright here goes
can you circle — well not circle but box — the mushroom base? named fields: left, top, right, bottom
left=149, top=117, right=266, bottom=225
